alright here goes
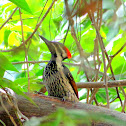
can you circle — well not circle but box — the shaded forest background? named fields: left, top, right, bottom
left=1, top=0, right=126, bottom=125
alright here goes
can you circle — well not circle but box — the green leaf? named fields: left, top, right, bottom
left=111, top=34, right=126, bottom=55
left=81, top=27, right=96, bottom=53
left=0, top=78, right=13, bottom=87
left=0, top=77, right=37, bottom=107
left=9, top=0, right=32, bottom=14
left=0, top=52, right=18, bottom=74
left=0, top=66, right=5, bottom=77
left=4, top=30, right=11, bottom=47
left=111, top=56, right=126, bottom=75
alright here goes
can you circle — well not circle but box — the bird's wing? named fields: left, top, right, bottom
left=63, top=65, right=79, bottom=99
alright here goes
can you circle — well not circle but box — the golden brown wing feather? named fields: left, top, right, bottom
left=63, top=65, right=79, bottom=99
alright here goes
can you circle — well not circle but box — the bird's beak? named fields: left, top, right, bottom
left=39, top=35, right=53, bottom=53
left=39, top=35, right=50, bottom=45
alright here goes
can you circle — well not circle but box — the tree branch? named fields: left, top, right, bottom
left=76, top=80, right=126, bottom=88
left=39, top=80, right=126, bottom=89
left=1, top=93, right=126, bottom=126
left=12, top=61, right=105, bottom=75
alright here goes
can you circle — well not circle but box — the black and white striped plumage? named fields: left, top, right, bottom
left=40, top=35, right=79, bottom=102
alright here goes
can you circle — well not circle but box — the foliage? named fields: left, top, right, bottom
left=0, top=0, right=126, bottom=125
left=24, top=108, right=126, bottom=126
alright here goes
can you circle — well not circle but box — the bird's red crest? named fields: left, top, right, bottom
left=64, top=46, right=72, bottom=59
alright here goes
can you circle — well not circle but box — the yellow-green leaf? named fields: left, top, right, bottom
left=8, top=31, right=21, bottom=46
left=10, top=25, right=33, bottom=32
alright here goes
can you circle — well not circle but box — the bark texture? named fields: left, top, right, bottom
left=0, top=93, right=126, bottom=126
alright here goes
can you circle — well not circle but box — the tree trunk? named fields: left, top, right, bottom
left=0, top=93, right=126, bottom=126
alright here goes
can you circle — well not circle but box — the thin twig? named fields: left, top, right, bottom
left=12, top=60, right=48, bottom=64
left=12, top=60, right=105, bottom=75
left=0, top=7, right=18, bottom=30
left=111, top=42, right=126, bottom=58
left=19, top=8, right=30, bottom=92
left=63, top=24, right=70, bottom=44
left=93, top=22, right=109, bottom=108
left=89, top=88, right=99, bottom=104
left=8, top=17, right=39, bottom=22
left=19, top=9, right=24, bottom=42
left=101, top=0, right=123, bottom=107
left=120, top=87, right=126, bottom=112
left=116, top=87, right=123, bottom=107
left=105, top=42, right=125, bottom=107
left=88, top=0, right=109, bottom=105
left=90, top=88, right=99, bottom=106
left=88, top=0, right=102, bottom=105
left=0, top=96, right=17, bottom=126
left=65, top=0, right=98, bottom=104
left=65, top=0, right=93, bottom=76
left=71, top=0, right=79, bottom=15
left=110, top=96, right=118, bottom=103
left=37, top=0, right=49, bottom=23
left=24, top=0, right=56, bottom=45
left=86, top=89, right=89, bottom=104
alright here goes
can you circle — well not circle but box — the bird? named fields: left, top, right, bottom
left=39, top=35, right=79, bottom=102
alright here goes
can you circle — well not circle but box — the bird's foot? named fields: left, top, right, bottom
left=62, top=96, right=70, bottom=102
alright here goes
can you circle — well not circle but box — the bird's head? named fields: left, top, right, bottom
left=39, top=35, right=72, bottom=61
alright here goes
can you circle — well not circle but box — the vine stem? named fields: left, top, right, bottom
left=19, top=8, right=30, bottom=92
